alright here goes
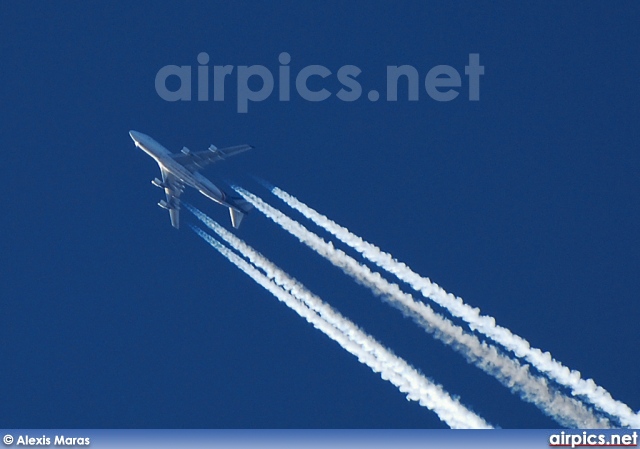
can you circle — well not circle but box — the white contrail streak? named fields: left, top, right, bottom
left=190, top=225, right=492, bottom=429
left=231, top=188, right=610, bottom=428
left=267, top=185, right=640, bottom=428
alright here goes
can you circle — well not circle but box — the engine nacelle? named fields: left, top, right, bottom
left=158, top=200, right=171, bottom=210
left=151, top=178, right=165, bottom=188
left=181, top=147, right=191, bottom=155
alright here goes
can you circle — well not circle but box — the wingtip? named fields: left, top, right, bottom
left=251, top=176, right=273, bottom=190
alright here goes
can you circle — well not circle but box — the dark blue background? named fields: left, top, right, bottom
left=1, top=2, right=638, bottom=428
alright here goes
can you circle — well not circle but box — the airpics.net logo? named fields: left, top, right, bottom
left=154, top=52, right=484, bottom=113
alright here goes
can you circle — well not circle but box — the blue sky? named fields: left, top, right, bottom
left=1, top=2, right=639, bottom=428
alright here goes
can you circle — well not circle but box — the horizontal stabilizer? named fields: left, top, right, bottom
left=228, top=196, right=253, bottom=215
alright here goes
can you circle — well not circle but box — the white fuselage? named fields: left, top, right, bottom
left=129, top=130, right=226, bottom=206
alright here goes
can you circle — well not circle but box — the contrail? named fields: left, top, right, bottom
left=230, top=188, right=610, bottom=428
left=190, top=225, right=492, bottom=429
left=266, top=184, right=640, bottom=428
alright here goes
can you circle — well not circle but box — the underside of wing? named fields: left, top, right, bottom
left=172, top=144, right=254, bottom=172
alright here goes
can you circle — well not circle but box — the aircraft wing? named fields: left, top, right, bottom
left=161, top=168, right=184, bottom=229
left=172, top=144, right=254, bottom=172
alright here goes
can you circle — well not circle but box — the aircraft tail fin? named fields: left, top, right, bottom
left=229, top=208, right=245, bottom=229
left=227, top=196, right=253, bottom=229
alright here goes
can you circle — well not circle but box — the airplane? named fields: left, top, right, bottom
left=129, top=130, right=254, bottom=229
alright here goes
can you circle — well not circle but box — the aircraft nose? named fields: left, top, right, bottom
left=129, top=130, right=140, bottom=141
